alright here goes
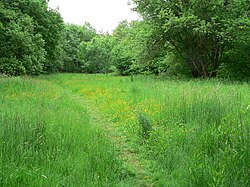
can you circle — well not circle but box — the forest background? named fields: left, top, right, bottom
left=0, top=0, right=249, bottom=79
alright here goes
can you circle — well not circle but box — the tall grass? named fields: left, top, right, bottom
left=0, top=77, right=128, bottom=186
left=45, top=74, right=250, bottom=186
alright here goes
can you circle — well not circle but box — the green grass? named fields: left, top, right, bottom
left=0, top=77, right=131, bottom=186
left=1, top=74, right=249, bottom=186
left=44, top=74, right=250, bottom=187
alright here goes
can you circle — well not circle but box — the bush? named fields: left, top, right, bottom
left=0, top=57, right=26, bottom=76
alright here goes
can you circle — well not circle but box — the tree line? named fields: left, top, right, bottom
left=0, top=0, right=249, bottom=78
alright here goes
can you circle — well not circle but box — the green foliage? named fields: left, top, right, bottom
left=0, top=0, right=63, bottom=76
left=219, top=17, right=250, bottom=79
left=110, top=19, right=189, bottom=77
left=111, top=21, right=134, bottom=75
left=133, top=0, right=250, bottom=78
left=78, top=35, right=114, bottom=73
left=1, top=0, right=248, bottom=79
left=0, top=57, right=25, bottom=76
left=111, top=20, right=153, bottom=75
left=61, top=23, right=97, bottom=72
left=137, top=113, right=152, bottom=143
left=18, top=0, right=64, bottom=72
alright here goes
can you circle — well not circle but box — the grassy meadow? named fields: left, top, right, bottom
left=0, top=77, right=130, bottom=186
left=1, top=74, right=249, bottom=186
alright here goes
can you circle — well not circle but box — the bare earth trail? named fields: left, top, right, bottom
left=71, top=93, right=153, bottom=187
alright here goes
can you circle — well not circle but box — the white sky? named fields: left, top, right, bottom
left=48, top=0, right=140, bottom=33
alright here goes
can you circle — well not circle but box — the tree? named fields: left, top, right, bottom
left=111, top=20, right=153, bottom=75
left=0, top=1, right=46, bottom=75
left=219, top=16, right=250, bottom=78
left=111, top=21, right=134, bottom=75
left=133, top=0, right=250, bottom=78
left=17, top=0, right=64, bottom=72
left=0, top=0, right=63, bottom=76
left=61, top=23, right=97, bottom=72
left=78, top=35, right=114, bottom=74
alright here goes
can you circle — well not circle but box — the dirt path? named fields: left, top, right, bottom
left=78, top=98, right=153, bottom=186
